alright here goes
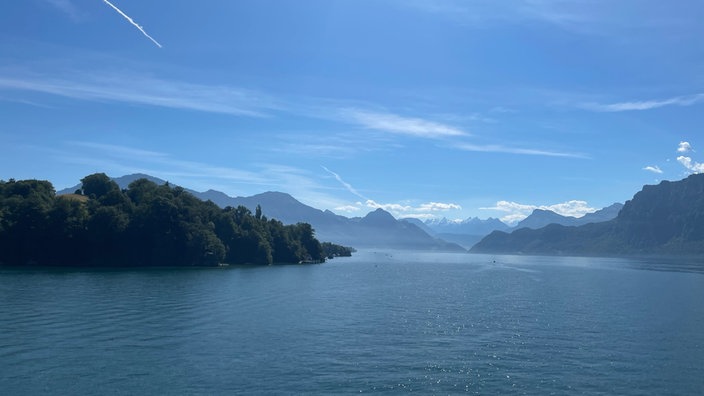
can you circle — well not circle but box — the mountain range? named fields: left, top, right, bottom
left=59, top=174, right=464, bottom=252
left=512, top=203, right=624, bottom=230
left=471, top=173, right=704, bottom=256
left=59, top=173, right=644, bottom=254
left=406, top=203, right=624, bottom=249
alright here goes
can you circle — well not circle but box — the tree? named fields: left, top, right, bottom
left=0, top=174, right=335, bottom=267
left=81, top=173, right=119, bottom=199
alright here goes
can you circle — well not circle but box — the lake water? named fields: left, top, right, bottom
left=1, top=251, right=703, bottom=394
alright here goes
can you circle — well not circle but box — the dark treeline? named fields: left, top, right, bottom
left=0, top=173, right=351, bottom=267
left=320, top=242, right=355, bottom=258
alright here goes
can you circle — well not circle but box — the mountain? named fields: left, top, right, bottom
left=425, top=217, right=511, bottom=235
left=322, top=209, right=464, bottom=251
left=59, top=174, right=464, bottom=252
left=514, top=209, right=573, bottom=230
left=58, top=173, right=168, bottom=195
left=402, top=218, right=436, bottom=235
left=418, top=217, right=511, bottom=249
left=578, top=203, right=623, bottom=224
left=514, top=203, right=623, bottom=230
left=220, top=197, right=464, bottom=251
left=471, top=174, right=704, bottom=256
left=408, top=205, right=623, bottom=250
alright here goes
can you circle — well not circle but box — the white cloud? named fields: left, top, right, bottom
left=499, top=213, right=530, bottom=225
left=547, top=201, right=597, bottom=217
left=481, top=199, right=596, bottom=224
left=677, top=156, right=704, bottom=174
left=643, top=165, right=663, bottom=174
left=321, top=167, right=461, bottom=217
left=365, top=200, right=413, bottom=213
left=675, top=142, right=704, bottom=174
left=0, top=73, right=276, bottom=117
left=101, top=0, right=162, bottom=48
left=334, top=204, right=362, bottom=213
left=362, top=199, right=462, bottom=218
left=453, top=142, right=586, bottom=158
left=342, top=109, right=467, bottom=138
left=677, top=141, right=693, bottom=153
left=582, top=93, right=704, bottom=112
left=418, top=202, right=462, bottom=211
left=339, top=109, right=587, bottom=159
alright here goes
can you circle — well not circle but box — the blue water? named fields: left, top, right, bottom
left=1, top=251, right=703, bottom=394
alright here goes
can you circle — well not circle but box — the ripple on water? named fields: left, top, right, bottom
left=1, top=255, right=703, bottom=394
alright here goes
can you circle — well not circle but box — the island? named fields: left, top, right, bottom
left=0, top=173, right=352, bottom=267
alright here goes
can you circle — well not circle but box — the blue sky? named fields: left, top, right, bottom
left=1, top=0, right=703, bottom=223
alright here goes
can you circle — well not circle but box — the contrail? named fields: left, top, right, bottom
left=322, top=166, right=368, bottom=200
left=102, top=0, right=162, bottom=48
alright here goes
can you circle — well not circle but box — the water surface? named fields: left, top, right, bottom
left=1, top=251, right=703, bottom=394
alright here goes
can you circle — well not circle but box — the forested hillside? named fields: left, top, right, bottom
left=0, top=173, right=348, bottom=266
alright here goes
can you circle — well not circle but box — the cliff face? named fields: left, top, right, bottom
left=471, top=174, right=704, bottom=256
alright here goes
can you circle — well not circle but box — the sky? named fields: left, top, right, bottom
left=1, top=0, right=703, bottom=224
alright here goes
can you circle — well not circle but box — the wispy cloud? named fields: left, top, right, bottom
left=46, top=0, right=81, bottom=20
left=581, top=93, right=704, bottom=112
left=405, top=0, right=591, bottom=30
left=401, top=0, right=694, bottom=37
left=341, top=109, right=468, bottom=138
left=0, top=64, right=584, bottom=161
left=49, top=141, right=358, bottom=210
left=481, top=199, right=596, bottom=224
left=643, top=165, right=663, bottom=174
left=65, top=142, right=266, bottom=186
left=270, top=131, right=397, bottom=159
left=338, top=107, right=587, bottom=159
left=101, top=0, right=162, bottom=48
left=0, top=72, right=277, bottom=117
left=320, top=166, right=462, bottom=218
left=321, top=166, right=368, bottom=200
left=453, top=142, right=586, bottom=158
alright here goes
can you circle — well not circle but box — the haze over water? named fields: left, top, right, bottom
left=2, top=251, right=703, bottom=394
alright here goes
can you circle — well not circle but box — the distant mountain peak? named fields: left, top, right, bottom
left=471, top=174, right=704, bottom=256
left=255, top=191, right=294, bottom=197
left=366, top=208, right=395, bottom=218
left=58, top=173, right=466, bottom=252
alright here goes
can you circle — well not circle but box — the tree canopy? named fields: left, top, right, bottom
left=0, top=174, right=349, bottom=267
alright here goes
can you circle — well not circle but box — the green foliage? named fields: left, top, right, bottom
left=0, top=174, right=335, bottom=267
left=321, top=242, right=354, bottom=258
left=80, top=173, right=119, bottom=199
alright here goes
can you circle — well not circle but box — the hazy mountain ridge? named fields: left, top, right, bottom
left=409, top=206, right=622, bottom=249
left=425, top=216, right=512, bottom=235
left=471, top=174, right=704, bottom=256
left=59, top=174, right=464, bottom=252
left=514, top=203, right=624, bottom=230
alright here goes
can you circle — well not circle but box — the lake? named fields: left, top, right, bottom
left=1, top=251, right=703, bottom=394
